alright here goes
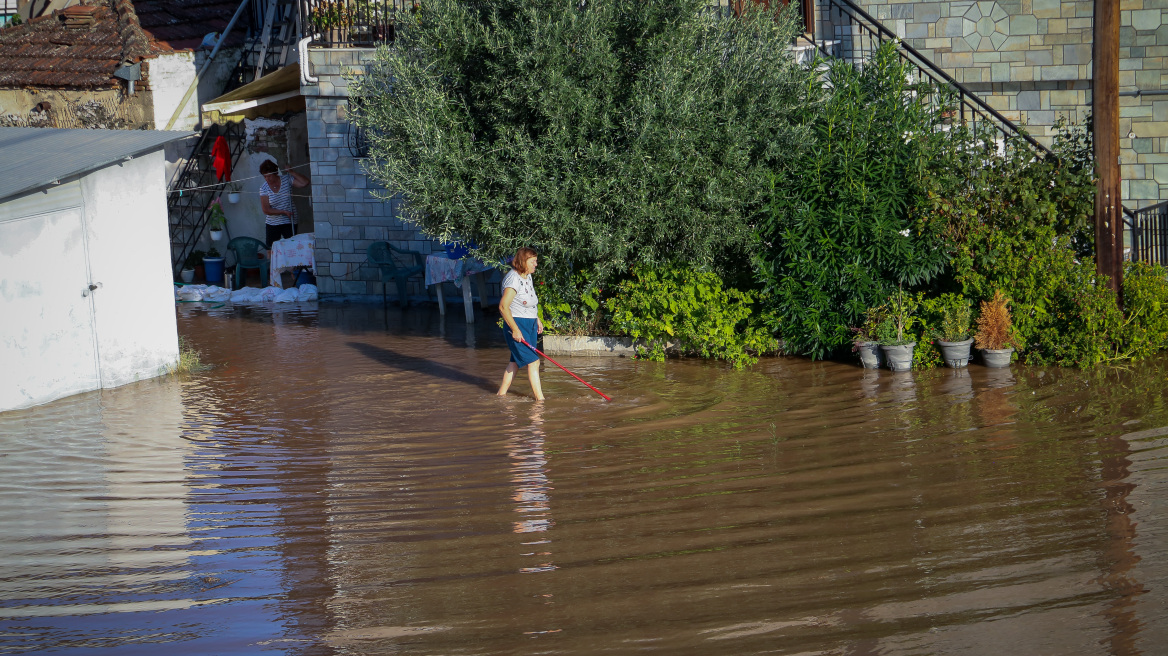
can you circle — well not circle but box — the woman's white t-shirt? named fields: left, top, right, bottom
left=502, top=270, right=538, bottom=319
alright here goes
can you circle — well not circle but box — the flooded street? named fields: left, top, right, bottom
left=3, top=303, right=1168, bottom=655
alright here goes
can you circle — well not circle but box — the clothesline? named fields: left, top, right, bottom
left=168, top=162, right=313, bottom=196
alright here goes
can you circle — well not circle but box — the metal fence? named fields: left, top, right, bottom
left=300, top=0, right=417, bottom=47
left=1126, top=201, right=1168, bottom=266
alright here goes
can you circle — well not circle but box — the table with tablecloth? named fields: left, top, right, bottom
left=269, top=233, right=315, bottom=288
left=425, top=255, right=495, bottom=322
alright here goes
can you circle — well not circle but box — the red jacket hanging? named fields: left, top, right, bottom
left=211, top=135, right=231, bottom=181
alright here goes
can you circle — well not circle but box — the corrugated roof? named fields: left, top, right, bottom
left=0, top=0, right=163, bottom=89
left=0, top=126, right=196, bottom=202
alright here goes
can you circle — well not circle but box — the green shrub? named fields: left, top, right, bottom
left=757, top=43, right=949, bottom=359
left=1121, top=261, right=1168, bottom=360
left=606, top=265, right=777, bottom=368
left=352, top=0, right=816, bottom=286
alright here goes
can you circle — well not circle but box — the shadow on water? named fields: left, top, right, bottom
left=346, top=340, right=497, bottom=393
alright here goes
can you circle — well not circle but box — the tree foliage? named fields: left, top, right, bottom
left=755, top=44, right=950, bottom=359
left=351, top=0, right=817, bottom=285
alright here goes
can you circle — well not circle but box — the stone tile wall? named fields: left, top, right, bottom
left=301, top=47, right=502, bottom=300
left=842, top=0, right=1168, bottom=207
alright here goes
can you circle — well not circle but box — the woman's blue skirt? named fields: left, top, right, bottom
left=504, top=317, right=540, bottom=367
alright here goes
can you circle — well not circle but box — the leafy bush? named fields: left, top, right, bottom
left=932, top=294, right=972, bottom=342
left=606, top=266, right=777, bottom=368
left=535, top=268, right=606, bottom=336
left=1120, top=261, right=1168, bottom=361
left=756, top=43, right=949, bottom=359
left=352, top=0, right=816, bottom=288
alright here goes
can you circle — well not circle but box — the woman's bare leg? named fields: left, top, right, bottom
left=527, top=361, right=544, bottom=401
left=497, top=362, right=519, bottom=396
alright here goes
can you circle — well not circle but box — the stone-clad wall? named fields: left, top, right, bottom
left=844, top=0, right=1168, bottom=206
left=301, top=47, right=506, bottom=300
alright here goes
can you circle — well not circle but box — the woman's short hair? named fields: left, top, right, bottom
left=259, top=160, right=279, bottom=175
left=511, top=247, right=538, bottom=275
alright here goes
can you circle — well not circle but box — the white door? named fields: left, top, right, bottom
left=0, top=208, right=101, bottom=411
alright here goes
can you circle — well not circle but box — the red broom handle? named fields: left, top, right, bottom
left=523, top=339, right=612, bottom=401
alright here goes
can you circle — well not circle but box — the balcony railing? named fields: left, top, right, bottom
left=1126, top=201, right=1168, bottom=266
left=300, top=0, right=417, bottom=47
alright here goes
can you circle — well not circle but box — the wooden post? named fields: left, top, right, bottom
left=1093, top=0, right=1123, bottom=295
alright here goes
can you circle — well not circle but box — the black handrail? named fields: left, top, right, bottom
left=1124, top=200, right=1168, bottom=265
left=810, top=0, right=1051, bottom=157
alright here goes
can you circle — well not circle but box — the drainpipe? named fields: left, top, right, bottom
left=163, top=0, right=251, bottom=130
left=299, top=34, right=321, bottom=85
left=1119, top=89, right=1168, bottom=97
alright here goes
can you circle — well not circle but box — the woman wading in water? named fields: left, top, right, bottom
left=497, top=247, right=544, bottom=400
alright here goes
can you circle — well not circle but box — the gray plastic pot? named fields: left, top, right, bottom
left=981, top=347, right=1014, bottom=368
left=856, top=341, right=884, bottom=369
left=937, top=338, right=974, bottom=368
left=880, top=342, right=916, bottom=372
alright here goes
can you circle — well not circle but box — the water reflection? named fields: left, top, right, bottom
left=508, top=405, right=556, bottom=573
left=1, top=305, right=1167, bottom=655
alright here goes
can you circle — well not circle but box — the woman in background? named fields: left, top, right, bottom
left=258, top=159, right=309, bottom=247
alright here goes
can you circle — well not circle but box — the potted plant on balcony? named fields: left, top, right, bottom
left=876, top=288, right=917, bottom=372
left=310, top=1, right=350, bottom=46
left=974, top=290, right=1019, bottom=368
left=225, top=182, right=241, bottom=204
left=934, top=294, right=974, bottom=368
left=208, top=199, right=227, bottom=241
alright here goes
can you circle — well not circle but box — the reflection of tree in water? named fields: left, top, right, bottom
left=507, top=406, right=556, bottom=574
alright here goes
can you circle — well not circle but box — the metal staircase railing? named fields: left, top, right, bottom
left=804, top=0, right=1165, bottom=265
left=167, top=121, right=247, bottom=276
left=807, top=0, right=1051, bottom=157
left=1125, top=201, right=1168, bottom=266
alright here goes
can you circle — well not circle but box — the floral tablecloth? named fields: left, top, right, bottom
left=425, top=255, right=494, bottom=289
left=269, top=233, right=315, bottom=288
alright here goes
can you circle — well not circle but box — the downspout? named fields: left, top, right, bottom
left=163, top=0, right=252, bottom=130
left=299, top=34, right=320, bottom=85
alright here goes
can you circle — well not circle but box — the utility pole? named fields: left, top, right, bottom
left=1093, top=0, right=1123, bottom=295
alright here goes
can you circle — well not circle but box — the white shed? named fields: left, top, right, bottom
left=0, top=127, right=196, bottom=413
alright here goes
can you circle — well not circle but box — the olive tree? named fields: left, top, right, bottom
left=351, top=0, right=816, bottom=286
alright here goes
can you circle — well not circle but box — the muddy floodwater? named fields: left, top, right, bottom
left=3, top=304, right=1168, bottom=655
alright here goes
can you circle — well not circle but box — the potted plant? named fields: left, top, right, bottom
left=853, top=305, right=887, bottom=370
left=183, top=249, right=205, bottom=282
left=934, top=295, right=974, bottom=368
left=203, top=246, right=226, bottom=286
left=877, top=288, right=917, bottom=372
left=974, top=290, right=1019, bottom=368
left=225, top=182, right=241, bottom=204
left=208, top=199, right=227, bottom=241
left=310, top=1, right=350, bottom=46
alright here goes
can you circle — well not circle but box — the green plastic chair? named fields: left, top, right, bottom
left=367, top=241, right=425, bottom=307
left=227, top=236, right=269, bottom=289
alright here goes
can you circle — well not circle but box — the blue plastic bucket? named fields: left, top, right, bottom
left=203, top=257, right=225, bottom=285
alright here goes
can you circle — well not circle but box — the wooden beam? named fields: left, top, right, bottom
left=1094, top=0, right=1123, bottom=296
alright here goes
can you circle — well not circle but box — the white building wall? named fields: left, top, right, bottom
left=0, top=151, right=179, bottom=413
left=80, top=151, right=179, bottom=390
left=150, top=49, right=241, bottom=133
